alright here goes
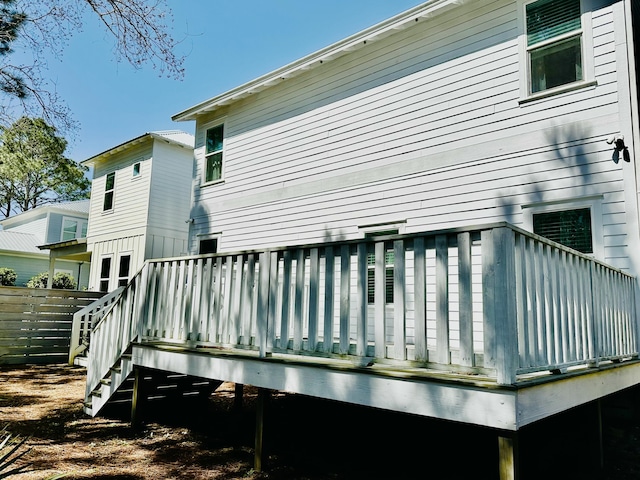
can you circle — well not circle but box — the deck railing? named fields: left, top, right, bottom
left=85, top=223, right=637, bottom=394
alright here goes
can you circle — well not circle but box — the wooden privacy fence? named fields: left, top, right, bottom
left=85, top=222, right=638, bottom=396
left=0, top=287, right=103, bottom=365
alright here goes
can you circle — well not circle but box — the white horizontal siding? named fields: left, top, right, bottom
left=87, top=143, right=153, bottom=240
left=190, top=1, right=635, bottom=272
left=147, top=140, right=193, bottom=234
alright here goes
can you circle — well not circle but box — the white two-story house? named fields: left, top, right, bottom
left=82, top=131, right=194, bottom=292
left=174, top=0, right=640, bottom=276
left=82, top=2, right=640, bottom=479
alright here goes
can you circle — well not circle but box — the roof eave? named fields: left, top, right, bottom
left=172, top=0, right=466, bottom=122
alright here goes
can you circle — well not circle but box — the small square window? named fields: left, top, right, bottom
left=533, top=207, right=592, bottom=254
left=199, top=238, right=218, bottom=255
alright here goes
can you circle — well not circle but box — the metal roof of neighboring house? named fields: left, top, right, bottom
left=82, top=130, right=195, bottom=166
left=0, top=231, right=48, bottom=255
left=0, top=200, right=90, bottom=229
left=172, top=0, right=468, bottom=122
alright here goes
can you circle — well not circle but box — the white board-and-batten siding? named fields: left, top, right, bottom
left=189, top=1, right=636, bottom=274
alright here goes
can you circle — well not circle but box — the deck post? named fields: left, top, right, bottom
left=234, top=383, right=244, bottom=411
left=131, top=366, right=145, bottom=429
left=254, top=388, right=270, bottom=472
left=483, top=226, right=518, bottom=385
left=498, top=432, right=519, bottom=480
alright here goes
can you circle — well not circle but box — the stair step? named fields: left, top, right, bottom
left=91, top=389, right=102, bottom=398
left=100, top=378, right=111, bottom=386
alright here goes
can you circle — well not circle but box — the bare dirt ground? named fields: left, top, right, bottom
left=1, top=364, right=640, bottom=480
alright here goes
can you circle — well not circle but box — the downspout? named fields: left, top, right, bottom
left=620, top=0, right=640, bottom=347
left=616, top=0, right=640, bottom=275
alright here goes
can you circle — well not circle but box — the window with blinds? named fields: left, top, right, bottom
left=526, top=0, right=583, bottom=94
left=533, top=207, right=593, bottom=254
left=367, top=250, right=394, bottom=304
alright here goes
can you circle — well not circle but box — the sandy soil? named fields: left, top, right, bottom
left=1, top=364, right=640, bottom=479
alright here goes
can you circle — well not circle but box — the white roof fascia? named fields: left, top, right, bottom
left=172, top=0, right=468, bottom=122
left=82, top=131, right=195, bottom=167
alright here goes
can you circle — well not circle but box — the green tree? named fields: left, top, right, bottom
left=0, top=0, right=183, bottom=131
left=0, top=116, right=89, bottom=218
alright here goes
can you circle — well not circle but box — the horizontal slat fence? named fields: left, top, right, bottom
left=0, top=287, right=103, bottom=365
left=86, top=223, right=638, bottom=400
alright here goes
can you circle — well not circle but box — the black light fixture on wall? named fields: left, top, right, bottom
left=607, top=135, right=631, bottom=164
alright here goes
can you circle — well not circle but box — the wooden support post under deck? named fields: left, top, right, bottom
left=498, top=432, right=519, bottom=480
left=254, top=388, right=270, bottom=473
left=234, top=383, right=244, bottom=411
left=131, top=367, right=144, bottom=430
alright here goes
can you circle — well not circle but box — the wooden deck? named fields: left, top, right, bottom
left=74, top=222, right=639, bottom=479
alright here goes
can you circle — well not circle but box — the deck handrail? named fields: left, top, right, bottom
left=84, top=223, right=637, bottom=389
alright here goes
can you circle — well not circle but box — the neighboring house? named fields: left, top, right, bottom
left=81, top=130, right=195, bottom=292
left=0, top=201, right=91, bottom=288
left=173, top=0, right=640, bottom=280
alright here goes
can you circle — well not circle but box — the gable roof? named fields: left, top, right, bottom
left=82, top=130, right=195, bottom=166
left=172, top=0, right=468, bottom=122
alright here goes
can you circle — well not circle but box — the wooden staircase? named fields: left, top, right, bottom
left=84, top=352, right=222, bottom=417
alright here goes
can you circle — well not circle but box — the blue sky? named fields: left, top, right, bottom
left=46, top=1, right=424, bottom=162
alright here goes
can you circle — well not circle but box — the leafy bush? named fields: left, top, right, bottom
left=0, top=268, right=17, bottom=286
left=26, top=272, right=77, bottom=290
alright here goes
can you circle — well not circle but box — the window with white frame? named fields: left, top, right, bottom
left=204, top=124, right=224, bottom=183
left=523, top=197, right=603, bottom=257
left=117, top=254, right=132, bottom=287
left=367, top=248, right=394, bottom=304
left=132, top=162, right=141, bottom=177
left=525, top=0, right=584, bottom=95
left=99, top=256, right=112, bottom=292
left=533, top=208, right=592, bottom=253
left=103, top=172, right=115, bottom=211
left=199, top=237, right=218, bottom=255
left=364, top=229, right=400, bottom=305
left=61, top=217, right=88, bottom=241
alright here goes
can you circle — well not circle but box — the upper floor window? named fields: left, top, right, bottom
left=205, top=124, right=224, bottom=183
left=526, top=0, right=583, bottom=94
left=103, top=172, right=115, bottom=211
left=61, top=217, right=88, bottom=241
left=132, top=162, right=141, bottom=177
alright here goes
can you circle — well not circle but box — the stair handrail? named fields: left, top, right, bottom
left=84, top=263, right=149, bottom=402
left=69, top=286, right=125, bottom=364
